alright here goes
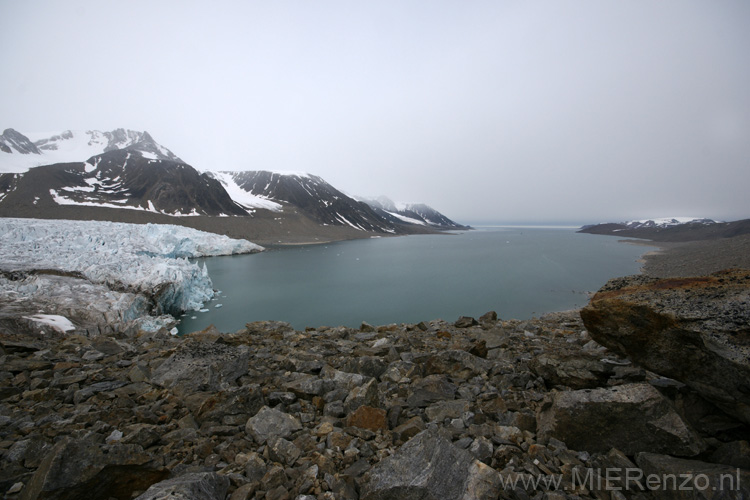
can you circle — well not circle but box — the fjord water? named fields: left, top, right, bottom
left=177, top=227, right=656, bottom=333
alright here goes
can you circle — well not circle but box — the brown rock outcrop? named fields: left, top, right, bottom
left=581, top=269, right=750, bottom=424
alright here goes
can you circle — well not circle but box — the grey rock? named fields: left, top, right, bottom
left=134, top=472, right=230, bottom=500
left=20, top=436, right=165, bottom=500
left=407, top=375, right=457, bottom=407
left=361, top=430, right=501, bottom=500
left=245, top=406, right=302, bottom=444
left=454, top=316, right=479, bottom=328
left=150, top=341, right=249, bottom=397
left=537, top=383, right=705, bottom=456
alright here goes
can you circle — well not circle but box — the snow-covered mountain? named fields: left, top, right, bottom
left=620, top=217, right=718, bottom=230
left=0, top=148, right=246, bottom=216
left=208, top=170, right=416, bottom=233
left=0, top=128, right=182, bottom=173
left=361, top=196, right=467, bottom=229
left=577, top=217, right=750, bottom=242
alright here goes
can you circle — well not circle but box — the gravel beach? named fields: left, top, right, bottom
left=633, top=234, right=750, bottom=278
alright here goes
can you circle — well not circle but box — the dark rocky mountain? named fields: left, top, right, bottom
left=579, top=218, right=750, bottom=242
left=0, top=128, right=40, bottom=155
left=0, top=149, right=246, bottom=217
left=361, top=196, right=468, bottom=229
left=209, top=171, right=455, bottom=234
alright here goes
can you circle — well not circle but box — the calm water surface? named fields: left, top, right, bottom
left=177, top=227, right=656, bottom=333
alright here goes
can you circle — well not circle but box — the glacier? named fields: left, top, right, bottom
left=0, top=218, right=263, bottom=335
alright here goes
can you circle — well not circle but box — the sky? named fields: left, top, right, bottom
left=1, top=1, right=749, bottom=225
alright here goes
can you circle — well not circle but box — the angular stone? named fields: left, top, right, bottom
left=344, top=377, right=379, bottom=412
left=195, top=385, right=265, bottom=425
left=266, top=436, right=301, bottom=466
left=245, top=406, right=302, bottom=444
left=407, top=375, right=457, bottom=407
left=347, top=405, right=387, bottom=431
left=537, top=383, right=705, bottom=456
left=423, top=350, right=491, bottom=380
left=454, top=316, right=479, bottom=328
left=134, top=472, right=230, bottom=500
left=581, top=270, right=750, bottom=424
left=150, top=342, right=250, bottom=397
left=425, top=400, right=471, bottom=422
left=20, top=437, right=165, bottom=500
left=361, top=430, right=501, bottom=500
left=528, top=352, right=611, bottom=389
left=393, top=416, right=425, bottom=441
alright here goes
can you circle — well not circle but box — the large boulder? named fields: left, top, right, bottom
left=245, top=406, right=302, bottom=444
left=20, top=436, right=166, bottom=500
left=537, top=383, right=705, bottom=456
left=581, top=270, right=750, bottom=424
left=361, top=430, right=501, bottom=500
left=150, top=341, right=250, bottom=397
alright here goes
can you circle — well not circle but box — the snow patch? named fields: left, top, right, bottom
left=210, top=172, right=283, bottom=211
left=22, top=314, right=76, bottom=333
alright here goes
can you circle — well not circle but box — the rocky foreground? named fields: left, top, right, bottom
left=1, top=271, right=749, bottom=499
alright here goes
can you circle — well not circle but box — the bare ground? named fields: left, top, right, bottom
left=635, top=234, right=750, bottom=278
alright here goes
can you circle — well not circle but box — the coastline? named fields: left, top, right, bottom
left=631, top=234, right=750, bottom=278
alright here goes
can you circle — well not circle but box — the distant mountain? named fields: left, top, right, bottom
left=579, top=217, right=750, bottom=241
left=0, top=128, right=41, bottom=155
left=361, top=196, right=468, bottom=229
left=0, top=128, right=182, bottom=173
left=208, top=171, right=414, bottom=233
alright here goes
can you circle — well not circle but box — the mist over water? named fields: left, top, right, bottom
left=177, top=227, right=656, bottom=333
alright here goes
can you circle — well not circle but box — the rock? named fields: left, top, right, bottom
left=537, top=383, right=705, bottom=456
left=423, top=350, right=491, bottom=380
left=393, top=416, right=425, bottom=441
left=581, top=270, right=750, bottom=424
left=407, top=375, right=457, bottom=407
left=266, top=436, right=301, bottom=466
left=425, top=400, right=470, bottom=422
left=528, top=352, right=611, bottom=389
left=195, top=385, right=265, bottom=425
left=347, top=405, right=387, bottom=431
left=479, top=311, right=498, bottom=324
left=134, top=472, right=230, bottom=500
left=150, top=341, right=250, bottom=397
left=20, top=436, right=166, bottom=500
left=636, top=452, right=750, bottom=500
left=245, top=406, right=302, bottom=444
left=708, top=440, right=750, bottom=469
left=361, top=430, right=501, bottom=500
left=454, top=316, right=478, bottom=328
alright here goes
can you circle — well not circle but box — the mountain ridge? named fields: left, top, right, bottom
left=579, top=217, right=750, bottom=242
left=0, top=128, right=467, bottom=242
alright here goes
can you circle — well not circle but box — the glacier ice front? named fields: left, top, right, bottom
left=0, top=218, right=263, bottom=315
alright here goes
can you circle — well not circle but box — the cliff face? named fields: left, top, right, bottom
left=581, top=269, right=750, bottom=425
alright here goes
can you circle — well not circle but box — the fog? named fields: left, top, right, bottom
left=2, top=1, right=749, bottom=224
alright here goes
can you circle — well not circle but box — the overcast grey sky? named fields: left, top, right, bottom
left=2, top=1, right=749, bottom=224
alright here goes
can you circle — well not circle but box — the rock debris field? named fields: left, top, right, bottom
left=1, top=270, right=750, bottom=499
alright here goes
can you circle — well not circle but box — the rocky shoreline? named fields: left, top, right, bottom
left=1, top=266, right=749, bottom=499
